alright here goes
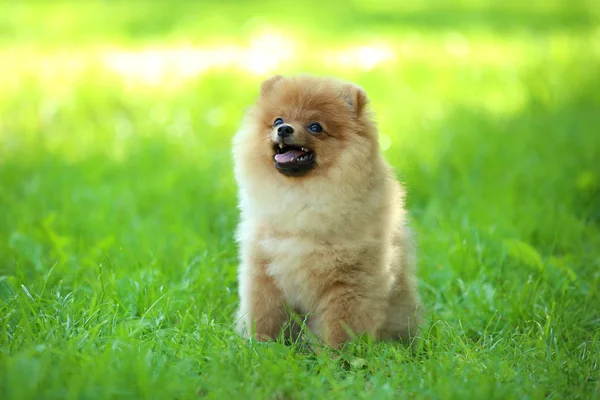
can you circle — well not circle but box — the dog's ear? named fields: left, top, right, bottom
left=341, top=83, right=368, bottom=116
left=260, top=75, right=284, bottom=96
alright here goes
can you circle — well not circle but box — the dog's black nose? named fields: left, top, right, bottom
left=277, top=124, right=294, bottom=138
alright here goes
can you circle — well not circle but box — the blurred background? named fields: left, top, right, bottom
left=1, top=0, right=600, bottom=339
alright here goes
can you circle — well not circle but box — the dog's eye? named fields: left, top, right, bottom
left=273, top=118, right=284, bottom=127
left=308, top=123, right=323, bottom=133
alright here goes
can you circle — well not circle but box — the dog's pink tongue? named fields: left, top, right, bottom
left=275, top=150, right=303, bottom=163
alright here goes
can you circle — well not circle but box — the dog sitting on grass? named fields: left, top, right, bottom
left=233, top=74, right=422, bottom=348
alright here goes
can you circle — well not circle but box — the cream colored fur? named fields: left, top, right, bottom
left=233, top=75, right=422, bottom=348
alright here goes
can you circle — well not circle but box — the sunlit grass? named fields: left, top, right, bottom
left=1, top=29, right=596, bottom=164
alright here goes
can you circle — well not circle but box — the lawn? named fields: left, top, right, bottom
left=0, top=1, right=599, bottom=399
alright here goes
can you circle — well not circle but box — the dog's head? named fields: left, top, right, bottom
left=238, top=75, right=378, bottom=179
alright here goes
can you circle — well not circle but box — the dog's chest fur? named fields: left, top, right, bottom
left=259, top=232, right=386, bottom=313
left=260, top=235, right=327, bottom=312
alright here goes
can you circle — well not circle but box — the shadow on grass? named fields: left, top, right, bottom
left=1, top=0, right=596, bottom=46
left=356, top=3, right=597, bottom=33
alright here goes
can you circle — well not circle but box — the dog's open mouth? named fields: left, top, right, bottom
left=273, top=143, right=316, bottom=177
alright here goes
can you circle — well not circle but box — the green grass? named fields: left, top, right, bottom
left=1, top=1, right=599, bottom=399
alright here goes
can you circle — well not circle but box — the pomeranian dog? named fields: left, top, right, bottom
left=233, top=75, right=422, bottom=349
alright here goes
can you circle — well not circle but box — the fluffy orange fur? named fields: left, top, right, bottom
left=233, top=75, right=422, bottom=349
